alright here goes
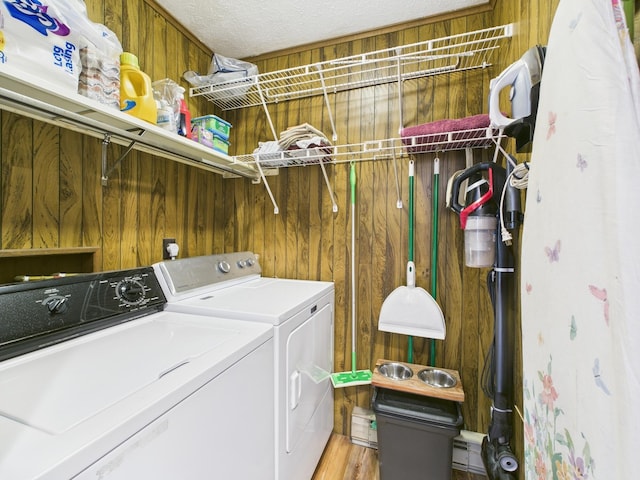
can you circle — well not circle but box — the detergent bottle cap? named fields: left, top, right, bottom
left=120, top=52, right=140, bottom=68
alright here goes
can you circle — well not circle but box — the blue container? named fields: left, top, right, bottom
left=191, top=115, right=232, bottom=141
left=211, top=134, right=230, bottom=154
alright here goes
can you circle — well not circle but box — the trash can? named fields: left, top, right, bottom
left=372, top=387, right=463, bottom=480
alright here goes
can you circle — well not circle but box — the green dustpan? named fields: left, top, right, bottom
left=331, top=163, right=372, bottom=388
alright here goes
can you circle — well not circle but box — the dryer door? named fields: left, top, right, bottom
left=285, top=301, right=333, bottom=453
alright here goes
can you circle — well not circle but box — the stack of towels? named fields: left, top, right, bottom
left=400, top=113, right=495, bottom=153
left=253, top=123, right=332, bottom=166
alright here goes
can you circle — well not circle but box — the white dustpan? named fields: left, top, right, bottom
left=378, top=261, right=446, bottom=339
left=379, top=160, right=446, bottom=340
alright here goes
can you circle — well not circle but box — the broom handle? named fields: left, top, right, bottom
left=408, top=160, right=415, bottom=363
left=350, top=163, right=357, bottom=373
left=430, top=157, right=440, bottom=366
left=408, top=161, right=414, bottom=262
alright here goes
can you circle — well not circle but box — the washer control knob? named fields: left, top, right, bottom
left=116, top=279, right=145, bottom=305
left=245, top=258, right=255, bottom=267
left=237, top=260, right=246, bottom=268
left=217, top=260, right=231, bottom=274
left=44, top=295, right=68, bottom=314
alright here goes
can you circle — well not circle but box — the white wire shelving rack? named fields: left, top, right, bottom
left=191, top=24, right=513, bottom=112
left=234, top=126, right=500, bottom=168
left=190, top=24, right=513, bottom=213
left=231, top=125, right=505, bottom=214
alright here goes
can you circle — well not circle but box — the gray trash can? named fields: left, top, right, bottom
left=372, top=387, right=463, bottom=480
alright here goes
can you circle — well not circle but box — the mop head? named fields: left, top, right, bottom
left=330, top=369, right=373, bottom=388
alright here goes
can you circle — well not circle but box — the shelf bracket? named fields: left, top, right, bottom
left=319, top=159, right=338, bottom=213
left=391, top=147, right=403, bottom=209
left=100, top=134, right=112, bottom=186
left=396, top=53, right=404, bottom=135
left=255, top=77, right=278, bottom=141
left=254, top=158, right=280, bottom=214
left=316, top=64, right=337, bottom=143
left=465, top=147, right=474, bottom=168
left=101, top=129, right=146, bottom=186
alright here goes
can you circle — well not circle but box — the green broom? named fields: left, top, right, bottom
left=331, top=163, right=373, bottom=388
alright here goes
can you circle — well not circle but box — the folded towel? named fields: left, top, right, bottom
left=280, top=123, right=326, bottom=138
left=401, top=113, right=491, bottom=137
left=252, top=124, right=332, bottom=166
left=279, top=123, right=331, bottom=150
left=401, top=113, right=494, bottom=153
left=254, top=140, right=281, bottom=154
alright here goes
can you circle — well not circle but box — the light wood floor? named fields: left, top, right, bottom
left=312, top=434, right=488, bottom=480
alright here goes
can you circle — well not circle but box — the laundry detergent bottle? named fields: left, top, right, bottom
left=119, top=52, right=157, bottom=124
left=176, top=87, right=192, bottom=138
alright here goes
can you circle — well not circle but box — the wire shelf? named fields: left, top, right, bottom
left=190, top=25, right=513, bottom=214
left=190, top=24, right=513, bottom=111
left=233, top=126, right=501, bottom=168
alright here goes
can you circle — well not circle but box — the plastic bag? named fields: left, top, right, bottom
left=73, top=7, right=123, bottom=108
left=0, top=0, right=94, bottom=92
left=45, top=0, right=122, bottom=58
left=152, top=78, right=185, bottom=131
left=210, top=53, right=258, bottom=80
left=183, top=53, right=258, bottom=87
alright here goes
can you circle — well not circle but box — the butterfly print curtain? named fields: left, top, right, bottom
left=519, top=0, right=640, bottom=478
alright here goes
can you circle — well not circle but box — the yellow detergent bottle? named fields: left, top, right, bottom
left=119, top=52, right=157, bottom=124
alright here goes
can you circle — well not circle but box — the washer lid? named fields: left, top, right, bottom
left=0, top=312, right=243, bottom=434
left=171, top=278, right=334, bottom=325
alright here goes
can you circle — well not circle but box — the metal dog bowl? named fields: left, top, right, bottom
left=378, top=362, right=412, bottom=381
left=417, top=367, right=457, bottom=388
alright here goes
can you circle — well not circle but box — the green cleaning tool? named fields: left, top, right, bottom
left=331, top=163, right=373, bottom=388
left=378, top=160, right=445, bottom=347
left=429, top=156, right=441, bottom=366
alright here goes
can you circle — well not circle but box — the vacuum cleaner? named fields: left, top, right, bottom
left=445, top=44, right=545, bottom=479
left=449, top=160, right=522, bottom=480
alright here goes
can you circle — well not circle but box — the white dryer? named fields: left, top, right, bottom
left=154, top=252, right=334, bottom=480
left=0, top=267, right=274, bottom=480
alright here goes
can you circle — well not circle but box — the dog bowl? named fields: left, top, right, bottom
left=417, top=367, right=457, bottom=388
left=378, top=362, right=412, bottom=381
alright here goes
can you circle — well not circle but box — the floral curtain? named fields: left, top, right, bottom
left=520, top=0, right=640, bottom=478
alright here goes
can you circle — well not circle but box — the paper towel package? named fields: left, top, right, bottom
left=78, top=44, right=120, bottom=109
left=0, top=0, right=84, bottom=92
left=0, top=0, right=122, bottom=101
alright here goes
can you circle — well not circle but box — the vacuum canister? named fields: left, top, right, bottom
left=449, top=163, right=506, bottom=268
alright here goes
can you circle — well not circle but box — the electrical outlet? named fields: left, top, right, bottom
left=162, top=238, right=176, bottom=260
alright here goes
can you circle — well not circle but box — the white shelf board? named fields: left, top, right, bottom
left=0, top=66, right=258, bottom=180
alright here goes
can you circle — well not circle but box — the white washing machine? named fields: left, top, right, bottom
left=154, top=252, right=334, bottom=480
left=0, top=267, right=274, bottom=480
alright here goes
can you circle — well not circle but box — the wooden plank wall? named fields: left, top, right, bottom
left=0, top=0, right=557, bottom=473
left=224, top=0, right=558, bottom=448
left=0, top=0, right=217, bottom=274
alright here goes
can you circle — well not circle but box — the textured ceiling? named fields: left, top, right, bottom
left=155, top=0, right=489, bottom=60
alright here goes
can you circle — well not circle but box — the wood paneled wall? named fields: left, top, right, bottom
left=0, top=0, right=557, bottom=474
left=0, top=0, right=219, bottom=274
left=222, top=0, right=558, bottom=446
